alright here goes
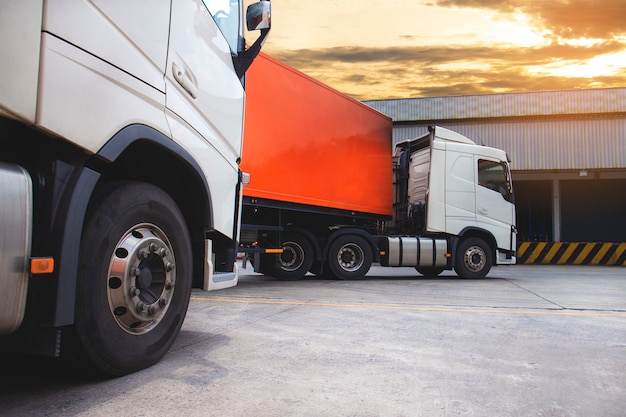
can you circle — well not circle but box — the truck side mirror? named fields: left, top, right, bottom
left=235, top=1, right=271, bottom=79
left=247, top=1, right=271, bottom=31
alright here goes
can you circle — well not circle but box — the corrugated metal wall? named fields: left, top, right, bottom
left=364, top=87, right=626, bottom=171
left=391, top=119, right=626, bottom=171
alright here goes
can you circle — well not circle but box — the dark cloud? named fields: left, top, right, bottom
left=399, top=72, right=624, bottom=99
left=342, top=73, right=372, bottom=84
left=429, top=0, right=626, bottom=39
left=271, top=40, right=624, bottom=68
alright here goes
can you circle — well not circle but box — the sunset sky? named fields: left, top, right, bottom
left=255, top=0, right=626, bottom=100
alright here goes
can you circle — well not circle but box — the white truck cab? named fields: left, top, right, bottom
left=430, top=127, right=516, bottom=263
left=0, top=0, right=270, bottom=375
left=388, top=126, right=516, bottom=277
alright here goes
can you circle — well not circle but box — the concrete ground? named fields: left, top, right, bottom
left=1, top=264, right=625, bottom=416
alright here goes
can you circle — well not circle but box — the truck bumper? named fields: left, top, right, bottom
left=497, top=250, right=516, bottom=265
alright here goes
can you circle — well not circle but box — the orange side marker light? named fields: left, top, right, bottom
left=30, top=257, right=55, bottom=274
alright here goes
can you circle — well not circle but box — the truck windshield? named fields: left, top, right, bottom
left=478, top=159, right=513, bottom=203
left=204, top=0, right=240, bottom=54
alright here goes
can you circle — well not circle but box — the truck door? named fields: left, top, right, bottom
left=165, top=0, right=245, bottom=160
left=475, top=157, right=515, bottom=250
left=165, top=0, right=245, bottom=242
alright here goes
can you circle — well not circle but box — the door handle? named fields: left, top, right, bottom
left=478, top=207, right=488, bottom=215
left=172, top=63, right=198, bottom=98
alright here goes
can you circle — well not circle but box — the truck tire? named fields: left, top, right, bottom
left=327, top=234, right=373, bottom=280
left=416, top=267, right=445, bottom=277
left=454, top=237, right=492, bottom=279
left=74, top=182, right=192, bottom=376
left=269, top=232, right=314, bottom=280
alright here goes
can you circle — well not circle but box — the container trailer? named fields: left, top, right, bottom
left=240, top=53, right=516, bottom=280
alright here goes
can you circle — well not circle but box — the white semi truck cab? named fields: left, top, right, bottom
left=0, top=0, right=270, bottom=376
left=381, top=126, right=516, bottom=278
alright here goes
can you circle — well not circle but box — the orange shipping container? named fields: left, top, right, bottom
left=241, top=53, right=393, bottom=216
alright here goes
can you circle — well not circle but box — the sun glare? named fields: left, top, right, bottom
left=490, top=12, right=551, bottom=47
left=559, top=37, right=606, bottom=47
left=527, top=51, right=626, bottom=78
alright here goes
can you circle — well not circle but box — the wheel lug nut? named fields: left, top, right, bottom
left=136, top=302, right=146, bottom=313
left=138, top=250, right=149, bottom=260
left=130, top=287, right=140, bottom=297
left=148, top=305, right=158, bottom=315
left=159, top=298, right=167, bottom=307
left=166, top=262, right=174, bottom=272
left=150, top=243, right=158, bottom=252
left=131, top=267, right=141, bottom=277
left=159, top=248, right=168, bottom=257
left=165, top=280, right=173, bottom=291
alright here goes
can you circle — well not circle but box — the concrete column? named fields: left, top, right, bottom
left=552, top=179, right=561, bottom=242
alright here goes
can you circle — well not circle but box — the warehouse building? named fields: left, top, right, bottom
left=364, top=87, right=626, bottom=264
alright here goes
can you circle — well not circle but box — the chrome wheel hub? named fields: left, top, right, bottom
left=464, top=245, right=486, bottom=272
left=107, top=224, right=175, bottom=334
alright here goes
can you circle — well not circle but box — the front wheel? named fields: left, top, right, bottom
left=454, top=237, right=493, bottom=279
left=327, top=234, right=373, bottom=280
left=75, top=182, right=192, bottom=376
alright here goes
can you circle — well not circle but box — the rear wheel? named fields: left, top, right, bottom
left=327, top=234, right=373, bottom=280
left=269, top=232, right=314, bottom=280
left=454, top=237, right=492, bottom=279
left=75, top=182, right=192, bottom=376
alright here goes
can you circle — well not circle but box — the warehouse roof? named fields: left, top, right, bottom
left=363, top=87, right=626, bottom=123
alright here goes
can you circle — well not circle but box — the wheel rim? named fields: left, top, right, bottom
left=107, top=223, right=175, bottom=335
left=280, top=241, right=305, bottom=272
left=336, top=243, right=365, bottom=272
left=463, top=245, right=486, bottom=272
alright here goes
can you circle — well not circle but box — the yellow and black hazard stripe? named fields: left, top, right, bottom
left=517, top=242, right=626, bottom=265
